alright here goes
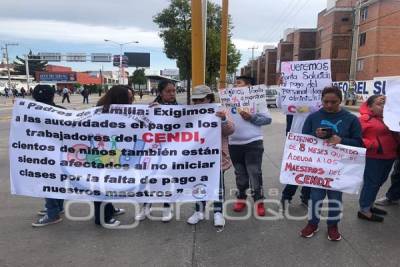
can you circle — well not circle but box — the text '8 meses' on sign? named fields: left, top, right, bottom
left=280, top=59, right=332, bottom=114
left=280, top=133, right=366, bottom=194
left=9, top=100, right=221, bottom=203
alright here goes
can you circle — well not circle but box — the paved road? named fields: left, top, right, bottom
left=0, top=93, right=399, bottom=267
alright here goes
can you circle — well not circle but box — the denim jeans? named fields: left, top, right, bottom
left=195, top=171, right=225, bottom=213
left=45, top=198, right=64, bottom=219
left=309, top=188, right=342, bottom=226
left=359, top=158, right=395, bottom=212
left=281, top=185, right=311, bottom=202
left=386, top=158, right=400, bottom=201
left=229, top=140, right=264, bottom=201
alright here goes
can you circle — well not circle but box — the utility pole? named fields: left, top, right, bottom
left=104, top=39, right=139, bottom=85
left=191, top=0, right=207, bottom=97
left=3, top=43, right=19, bottom=89
left=248, top=46, right=258, bottom=78
left=219, top=0, right=229, bottom=90
left=349, top=1, right=361, bottom=81
left=24, top=54, right=30, bottom=91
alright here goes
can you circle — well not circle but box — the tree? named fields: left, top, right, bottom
left=12, top=51, right=47, bottom=79
left=154, top=0, right=241, bottom=102
left=129, top=68, right=147, bottom=89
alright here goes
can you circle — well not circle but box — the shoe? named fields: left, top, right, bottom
left=233, top=200, right=246, bottom=212
left=187, top=211, right=204, bottom=225
left=357, top=211, right=384, bottom=222
left=37, top=209, right=64, bottom=216
left=256, top=202, right=266, bottom=217
left=375, top=197, right=398, bottom=206
left=300, top=223, right=319, bottom=238
left=32, top=215, right=62, bottom=227
left=104, top=218, right=120, bottom=227
left=161, top=206, right=173, bottom=222
left=135, top=205, right=151, bottom=221
left=327, top=225, right=342, bottom=241
left=114, top=208, right=126, bottom=216
left=370, top=207, right=387, bottom=216
left=214, top=212, right=225, bottom=227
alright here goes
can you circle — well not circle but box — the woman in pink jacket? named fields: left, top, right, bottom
left=186, top=85, right=234, bottom=227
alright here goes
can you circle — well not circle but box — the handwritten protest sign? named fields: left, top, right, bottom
left=383, top=78, right=400, bottom=132
left=280, top=59, right=332, bottom=114
left=280, top=133, right=366, bottom=194
left=219, top=84, right=268, bottom=114
left=9, top=99, right=221, bottom=203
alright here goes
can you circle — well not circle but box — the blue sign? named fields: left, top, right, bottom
left=39, top=73, right=76, bottom=82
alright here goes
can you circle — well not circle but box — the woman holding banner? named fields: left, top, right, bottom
left=186, top=85, right=234, bottom=227
left=32, top=85, right=67, bottom=227
left=135, top=80, right=178, bottom=222
left=358, top=95, right=400, bottom=222
left=93, top=85, right=134, bottom=227
left=300, top=86, right=363, bottom=241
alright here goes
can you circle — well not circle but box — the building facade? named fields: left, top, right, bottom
left=355, top=0, right=400, bottom=80
left=240, top=0, right=400, bottom=84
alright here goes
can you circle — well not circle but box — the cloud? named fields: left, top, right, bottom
left=227, top=0, right=327, bottom=42
left=1, top=0, right=328, bottom=43
left=0, top=18, right=164, bottom=50
left=0, top=0, right=330, bottom=69
left=0, top=0, right=169, bottom=31
left=232, top=38, right=276, bottom=52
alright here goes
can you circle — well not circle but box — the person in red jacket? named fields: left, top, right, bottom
left=358, top=95, right=400, bottom=222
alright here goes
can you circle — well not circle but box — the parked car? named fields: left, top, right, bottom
left=266, top=89, right=278, bottom=108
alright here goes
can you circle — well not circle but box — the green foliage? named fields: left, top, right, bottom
left=129, top=68, right=147, bottom=86
left=154, top=0, right=241, bottom=87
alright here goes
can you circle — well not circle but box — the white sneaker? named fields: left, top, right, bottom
left=114, top=208, right=126, bottom=216
left=135, top=205, right=151, bottom=221
left=161, top=206, right=173, bottom=222
left=213, top=212, right=225, bottom=227
left=187, top=211, right=204, bottom=225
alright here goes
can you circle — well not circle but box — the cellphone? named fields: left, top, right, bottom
left=320, top=127, right=333, bottom=139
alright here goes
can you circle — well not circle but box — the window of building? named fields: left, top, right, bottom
left=361, top=7, right=368, bottom=21
left=356, top=59, right=364, bottom=71
left=342, top=17, right=349, bottom=22
left=359, top=32, right=367, bottom=47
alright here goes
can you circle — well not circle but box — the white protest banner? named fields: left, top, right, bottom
left=383, top=78, right=400, bottom=132
left=280, top=59, right=332, bottom=114
left=280, top=133, right=366, bottom=194
left=219, top=84, right=269, bottom=114
left=10, top=99, right=221, bottom=203
left=333, top=77, right=392, bottom=102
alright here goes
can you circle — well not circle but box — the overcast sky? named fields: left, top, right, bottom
left=0, top=0, right=328, bottom=73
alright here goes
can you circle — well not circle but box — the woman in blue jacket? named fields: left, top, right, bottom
left=300, top=86, right=363, bottom=241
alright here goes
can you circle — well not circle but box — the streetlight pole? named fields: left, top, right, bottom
left=104, top=39, right=139, bottom=85
left=3, top=43, right=18, bottom=89
left=248, top=46, right=258, bottom=78
left=24, top=54, right=30, bottom=92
